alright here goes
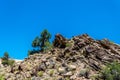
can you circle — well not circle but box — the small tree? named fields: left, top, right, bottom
left=32, top=29, right=51, bottom=52
left=2, top=52, right=15, bottom=66
left=2, top=52, right=9, bottom=60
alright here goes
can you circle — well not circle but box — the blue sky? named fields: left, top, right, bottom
left=0, top=0, right=120, bottom=59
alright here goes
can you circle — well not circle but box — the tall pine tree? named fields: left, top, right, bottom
left=32, top=29, right=51, bottom=51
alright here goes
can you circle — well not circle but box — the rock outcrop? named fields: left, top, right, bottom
left=53, top=33, right=67, bottom=48
left=1, top=34, right=120, bottom=80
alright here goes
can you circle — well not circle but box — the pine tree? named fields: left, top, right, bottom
left=2, top=52, right=9, bottom=60
left=40, top=29, right=51, bottom=51
left=32, top=29, right=51, bottom=51
left=32, top=36, right=40, bottom=49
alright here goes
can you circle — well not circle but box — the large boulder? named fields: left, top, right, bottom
left=53, top=34, right=67, bottom=48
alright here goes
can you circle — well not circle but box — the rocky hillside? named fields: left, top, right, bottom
left=1, top=34, right=120, bottom=80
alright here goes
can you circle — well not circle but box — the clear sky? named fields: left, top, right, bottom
left=0, top=0, right=120, bottom=59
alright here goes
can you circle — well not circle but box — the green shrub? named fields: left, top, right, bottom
left=1, top=52, right=15, bottom=66
left=2, top=59, right=15, bottom=66
left=2, top=52, right=9, bottom=60
left=8, top=59, right=15, bottom=66
left=49, top=70, right=54, bottom=76
left=0, top=74, right=5, bottom=80
left=44, top=78, right=49, bottom=80
left=65, top=77, right=70, bottom=80
left=90, top=74, right=100, bottom=80
left=44, top=41, right=53, bottom=52
left=2, top=59, right=8, bottom=65
left=38, top=71, right=44, bottom=77
left=65, top=43, right=72, bottom=47
left=100, top=61, right=120, bottom=80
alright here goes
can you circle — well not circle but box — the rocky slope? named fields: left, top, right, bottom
left=1, top=34, right=120, bottom=80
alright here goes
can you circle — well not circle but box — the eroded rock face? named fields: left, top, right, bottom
left=1, top=34, right=120, bottom=80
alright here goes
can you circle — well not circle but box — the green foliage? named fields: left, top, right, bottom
left=2, top=59, right=15, bottom=66
left=1, top=52, right=15, bottom=66
left=8, top=59, right=15, bottom=66
left=44, top=41, right=53, bottom=52
left=32, top=36, right=40, bottom=48
left=65, top=77, right=70, bottom=80
left=28, top=50, right=32, bottom=56
left=2, top=52, right=10, bottom=66
left=65, top=42, right=72, bottom=47
left=38, top=71, right=44, bottom=77
left=49, top=70, right=54, bottom=76
left=90, top=74, right=100, bottom=80
left=100, top=61, right=120, bottom=80
left=32, top=29, right=51, bottom=52
left=0, top=74, right=5, bottom=80
left=2, top=59, right=8, bottom=65
left=40, top=29, right=51, bottom=51
left=2, top=52, right=9, bottom=60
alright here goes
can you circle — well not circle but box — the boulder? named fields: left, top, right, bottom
left=53, top=34, right=67, bottom=48
left=63, top=71, right=73, bottom=77
left=68, top=65, right=76, bottom=70
left=58, top=67, right=66, bottom=74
